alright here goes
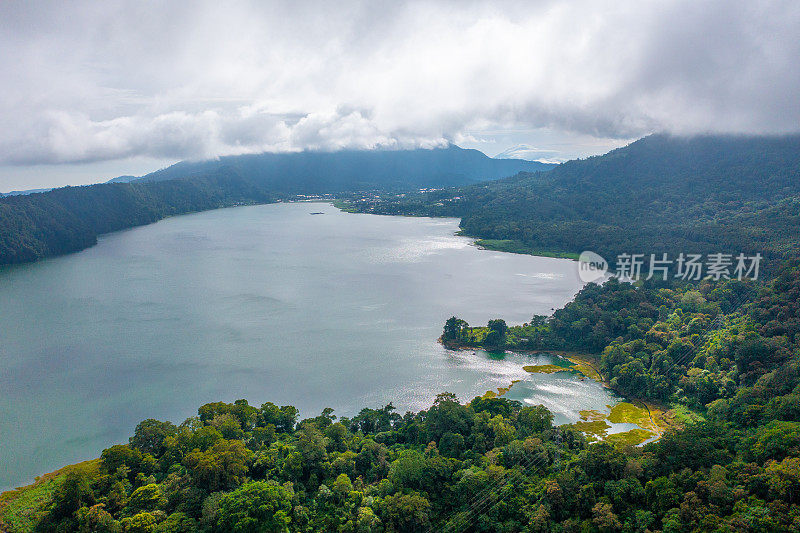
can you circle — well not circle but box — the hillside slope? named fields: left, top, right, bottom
left=344, top=134, right=800, bottom=267
left=0, top=168, right=280, bottom=265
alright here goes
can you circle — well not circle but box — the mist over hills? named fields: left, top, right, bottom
left=110, top=145, right=555, bottom=191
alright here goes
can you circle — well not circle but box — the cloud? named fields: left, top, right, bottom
left=493, top=145, right=565, bottom=163
left=0, top=0, right=798, bottom=167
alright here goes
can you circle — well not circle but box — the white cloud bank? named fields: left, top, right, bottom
left=0, top=0, right=798, bottom=179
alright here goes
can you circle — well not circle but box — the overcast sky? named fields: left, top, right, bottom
left=1, top=0, right=798, bottom=191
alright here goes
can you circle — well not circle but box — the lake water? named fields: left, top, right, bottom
left=0, top=202, right=615, bottom=489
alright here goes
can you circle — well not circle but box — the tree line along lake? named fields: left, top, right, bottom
left=0, top=201, right=629, bottom=490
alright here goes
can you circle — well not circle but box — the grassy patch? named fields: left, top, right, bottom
left=0, top=460, right=100, bottom=533
left=331, top=199, right=358, bottom=213
left=607, top=402, right=652, bottom=427
left=572, top=402, right=667, bottom=444
left=481, top=380, right=521, bottom=400
left=608, top=402, right=669, bottom=436
left=473, top=239, right=579, bottom=260
left=665, top=404, right=706, bottom=427
left=0, top=481, right=59, bottom=532
left=565, top=354, right=603, bottom=381
left=569, top=361, right=602, bottom=381
left=522, top=364, right=571, bottom=374
left=606, top=428, right=655, bottom=447
left=578, top=409, right=608, bottom=422
left=572, top=419, right=611, bottom=442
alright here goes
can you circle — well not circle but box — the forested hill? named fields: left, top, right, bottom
left=0, top=168, right=282, bottom=265
left=343, top=134, right=800, bottom=267
left=113, top=145, right=555, bottom=190
left=0, top=147, right=551, bottom=266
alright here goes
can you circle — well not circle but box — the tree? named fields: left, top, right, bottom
left=214, top=481, right=293, bottom=533
left=485, top=319, right=508, bottom=347
left=183, top=439, right=253, bottom=492
left=439, top=432, right=465, bottom=458
left=488, top=414, right=516, bottom=447
left=101, top=445, right=144, bottom=477
left=766, top=456, right=800, bottom=503
left=592, top=502, right=621, bottom=532
left=119, top=512, right=158, bottom=533
left=517, top=405, right=554, bottom=436
left=198, top=400, right=258, bottom=431
left=332, top=473, right=353, bottom=498
left=41, top=471, right=96, bottom=527
left=127, top=484, right=163, bottom=513
left=424, top=392, right=474, bottom=441
left=260, top=402, right=299, bottom=433
left=750, top=421, right=800, bottom=462
left=75, top=504, right=119, bottom=532
left=487, top=319, right=508, bottom=337
left=470, top=396, right=517, bottom=418
left=352, top=507, right=381, bottom=532
left=389, top=450, right=428, bottom=490
left=443, top=316, right=468, bottom=342
left=130, top=419, right=177, bottom=457
left=210, top=414, right=245, bottom=440
left=155, top=513, right=197, bottom=533
left=296, top=424, right=328, bottom=467
left=379, top=492, right=431, bottom=532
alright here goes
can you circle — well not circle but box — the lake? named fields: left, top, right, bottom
left=1, top=202, right=614, bottom=490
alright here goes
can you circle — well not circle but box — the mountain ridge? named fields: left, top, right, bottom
left=112, top=145, right=556, bottom=190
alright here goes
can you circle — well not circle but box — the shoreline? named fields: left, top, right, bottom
left=443, top=342, right=675, bottom=441
left=470, top=238, right=580, bottom=260
left=0, top=196, right=340, bottom=270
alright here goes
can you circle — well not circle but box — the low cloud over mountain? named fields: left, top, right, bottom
left=1, top=1, right=798, bottom=188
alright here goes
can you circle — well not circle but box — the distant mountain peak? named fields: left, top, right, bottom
left=111, top=146, right=555, bottom=189
left=106, top=175, right=138, bottom=183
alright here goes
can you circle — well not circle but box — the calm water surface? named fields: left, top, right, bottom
left=0, top=202, right=612, bottom=489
